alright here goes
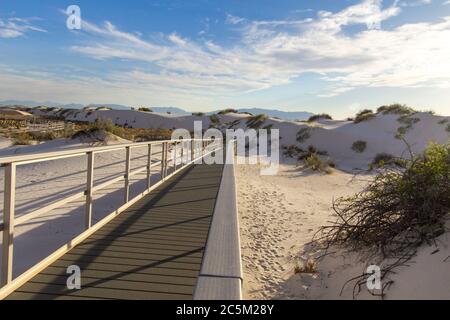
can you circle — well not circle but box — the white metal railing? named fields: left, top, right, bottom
left=0, top=138, right=221, bottom=298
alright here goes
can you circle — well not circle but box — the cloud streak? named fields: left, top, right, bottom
left=0, top=17, right=46, bottom=38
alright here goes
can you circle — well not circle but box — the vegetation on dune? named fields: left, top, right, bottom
left=370, top=153, right=407, bottom=170
left=192, top=112, right=205, bottom=117
left=71, top=119, right=172, bottom=142
left=138, top=107, right=152, bottom=112
left=308, top=113, right=333, bottom=122
left=283, top=144, right=333, bottom=174
left=246, top=114, right=268, bottom=129
left=377, top=103, right=416, bottom=115
left=218, top=108, right=238, bottom=115
left=354, top=109, right=375, bottom=123
left=209, top=114, right=220, bottom=125
left=96, top=106, right=112, bottom=111
left=12, top=132, right=33, bottom=145
left=296, top=127, right=312, bottom=143
left=315, top=142, right=450, bottom=298
left=351, top=140, right=367, bottom=153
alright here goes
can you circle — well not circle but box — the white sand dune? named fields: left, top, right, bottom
left=1, top=108, right=448, bottom=299
left=34, top=108, right=449, bottom=170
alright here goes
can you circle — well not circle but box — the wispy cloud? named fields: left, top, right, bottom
left=67, top=0, right=450, bottom=98
left=3, top=0, right=450, bottom=106
left=0, top=17, right=46, bottom=38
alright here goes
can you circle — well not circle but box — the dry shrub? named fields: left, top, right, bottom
left=354, top=109, right=375, bottom=123
left=315, top=142, right=450, bottom=298
left=352, top=140, right=367, bottom=153
left=308, top=114, right=333, bottom=122
left=12, top=132, right=33, bottom=145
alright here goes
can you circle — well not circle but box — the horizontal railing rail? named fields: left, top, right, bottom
left=0, top=138, right=222, bottom=299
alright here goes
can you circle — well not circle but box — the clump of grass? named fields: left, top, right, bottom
left=437, top=119, right=448, bottom=125
left=296, top=127, right=311, bottom=143
left=209, top=114, right=220, bottom=127
left=246, top=114, right=268, bottom=129
left=354, top=109, right=375, bottom=123
left=308, top=114, right=333, bottom=122
left=192, top=112, right=205, bottom=117
left=352, top=140, right=367, bottom=153
left=283, top=145, right=303, bottom=158
left=370, top=153, right=407, bottom=170
left=138, top=107, right=152, bottom=112
left=447, top=124, right=450, bottom=133
left=294, top=258, right=317, bottom=274
left=218, top=108, right=238, bottom=115
left=304, top=154, right=332, bottom=173
left=395, top=115, right=421, bottom=139
left=315, top=142, right=450, bottom=298
left=12, top=132, right=33, bottom=145
left=377, top=103, right=415, bottom=115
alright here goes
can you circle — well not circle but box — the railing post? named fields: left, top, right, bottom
left=174, top=142, right=178, bottom=171
left=1, top=163, right=16, bottom=286
left=160, top=142, right=165, bottom=180
left=191, top=139, right=194, bottom=162
left=164, top=142, right=169, bottom=178
left=124, top=146, right=131, bottom=203
left=85, top=152, right=94, bottom=229
left=147, top=144, right=152, bottom=189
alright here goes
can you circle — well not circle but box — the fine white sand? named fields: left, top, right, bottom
left=236, top=161, right=450, bottom=300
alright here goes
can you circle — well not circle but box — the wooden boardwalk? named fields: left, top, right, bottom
left=6, top=163, right=224, bottom=300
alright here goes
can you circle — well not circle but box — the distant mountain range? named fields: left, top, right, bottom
left=0, top=100, right=313, bottom=121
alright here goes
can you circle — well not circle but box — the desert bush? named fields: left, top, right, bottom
left=209, top=114, right=220, bottom=126
left=446, top=124, right=450, bottom=133
left=354, top=109, right=375, bottom=123
left=296, top=127, right=311, bottom=143
left=395, top=115, right=421, bottom=139
left=29, top=131, right=58, bottom=141
left=316, top=142, right=450, bottom=297
left=303, top=154, right=332, bottom=174
left=370, top=153, right=407, bottom=170
left=12, top=132, right=33, bottom=145
left=138, top=107, right=152, bottom=112
left=308, top=113, right=333, bottom=122
left=352, top=140, right=367, bottom=153
left=377, top=103, right=415, bottom=115
left=192, top=112, right=205, bottom=117
left=246, top=114, right=268, bottom=129
left=437, top=119, right=448, bottom=125
left=283, top=145, right=304, bottom=158
left=294, top=258, right=317, bottom=274
left=218, top=108, right=238, bottom=115
left=96, top=106, right=112, bottom=111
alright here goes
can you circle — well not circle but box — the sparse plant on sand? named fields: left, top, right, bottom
left=192, top=112, right=205, bottom=117
left=377, top=103, right=415, bottom=115
left=395, top=115, right=421, bottom=139
left=308, top=114, right=333, bottom=122
left=438, top=119, right=448, bottom=125
left=352, top=140, right=367, bottom=153
left=12, top=132, right=33, bottom=145
left=246, top=114, right=268, bottom=129
left=315, top=142, right=450, bottom=298
left=294, top=258, right=317, bottom=274
left=138, top=107, right=152, bottom=112
left=354, top=109, right=375, bottom=123
left=218, top=108, right=238, bottom=115
left=296, top=127, right=312, bottom=143
left=303, top=154, right=333, bottom=174
left=370, top=153, right=407, bottom=170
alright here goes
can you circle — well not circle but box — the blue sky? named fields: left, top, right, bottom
left=1, top=0, right=450, bottom=117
